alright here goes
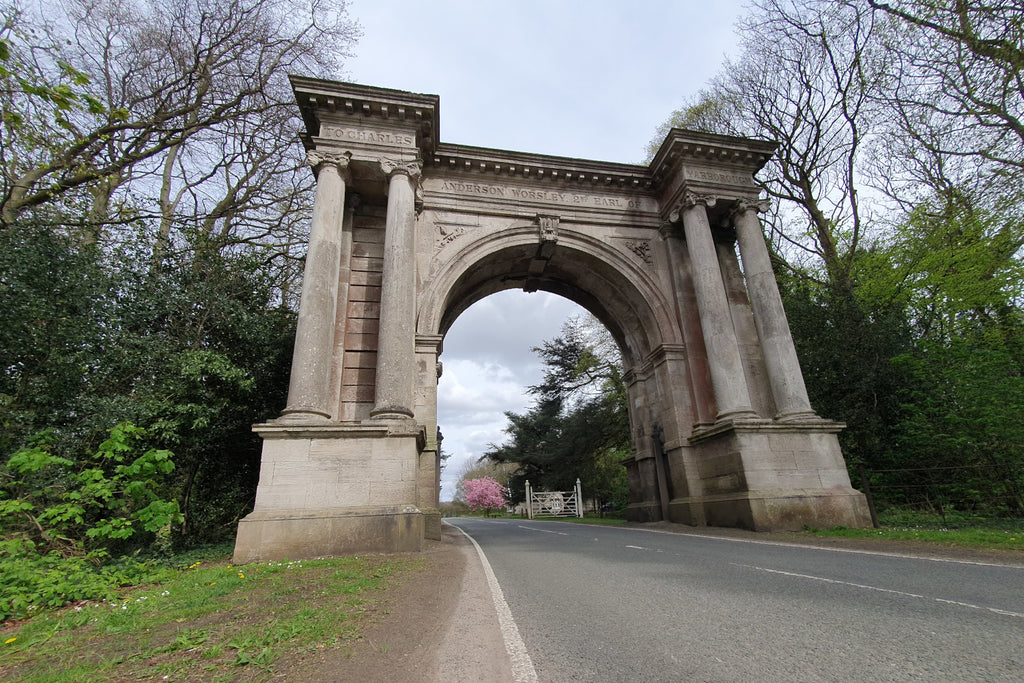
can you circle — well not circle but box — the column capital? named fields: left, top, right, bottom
left=683, top=191, right=718, bottom=210
left=732, top=198, right=772, bottom=217
left=307, top=150, right=351, bottom=181
left=668, top=192, right=718, bottom=224
left=379, top=157, right=423, bottom=180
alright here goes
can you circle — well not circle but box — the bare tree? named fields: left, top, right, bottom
left=1, top=0, right=360, bottom=264
left=653, top=1, right=887, bottom=288
left=856, top=0, right=1024, bottom=214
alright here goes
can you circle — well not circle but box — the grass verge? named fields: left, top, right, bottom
left=0, top=547, right=422, bottom=682
left=800, top=524, right=1022, bottom=549
left=801, top=510, right=1023, bottom=551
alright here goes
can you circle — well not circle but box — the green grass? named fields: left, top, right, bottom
left=0, top=550, right=422, bottom=681
left=800, top=510, right=1024, bottom=551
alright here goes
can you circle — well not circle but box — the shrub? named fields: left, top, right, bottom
left=0, top=423, right=182, bottom=619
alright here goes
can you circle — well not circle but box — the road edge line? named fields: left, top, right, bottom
left=450, top=524, right=539, bottom=683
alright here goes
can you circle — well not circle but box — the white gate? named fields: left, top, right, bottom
left=525, top=479, right=583, bottom=519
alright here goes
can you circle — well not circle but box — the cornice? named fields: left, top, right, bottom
left=429, top=143, right=653, bottom=190
left=649, top=128, right=778, bottom=186
left=288, top=78, right=778, bottom=196
left=290, top=76, right=440, bottom=155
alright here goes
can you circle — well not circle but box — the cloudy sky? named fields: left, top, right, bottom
left=345, top=0, right=748, bottom=499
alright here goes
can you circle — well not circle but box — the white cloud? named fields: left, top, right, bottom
left=346, top=0, right=746, bottom=163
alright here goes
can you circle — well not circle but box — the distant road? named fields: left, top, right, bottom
left=447, top=518, right=1024, bottom=682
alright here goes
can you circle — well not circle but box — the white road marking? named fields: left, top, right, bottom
left=621, top=526, right=1024, bottom=569
left=453, top=525, right=539, bottom=682
left=733, top=563, right=1024, bottom=619
left=517, top=525, right=568, bottom=536
left=625, top=545, right=647, bottom=550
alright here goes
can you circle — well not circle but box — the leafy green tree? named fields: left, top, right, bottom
left=0, top=223, right=294, bottom=543
left=486, top=318, right=630, bottom=509
left=782, top=191, right=1024, bottom=518
left=893, top=329, right=1024, bottom=516
left=0, top=423, right=182, bottom=619
left=0, top=224, right=110, bottom=455
left=871, top=191, right=1024, bottom=516
left=0, top=0, right=360, bottom=551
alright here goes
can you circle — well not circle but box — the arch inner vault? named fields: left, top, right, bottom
left=232, top=78, right=871, bottom=562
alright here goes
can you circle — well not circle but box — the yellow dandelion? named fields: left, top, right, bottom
left=5, top=637, right=16, bottom=644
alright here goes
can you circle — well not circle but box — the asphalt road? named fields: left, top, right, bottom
left=447, top=518, right=1024, bottom=682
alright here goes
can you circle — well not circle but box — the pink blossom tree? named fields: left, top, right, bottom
left=463, top=477, right=507, bottom=517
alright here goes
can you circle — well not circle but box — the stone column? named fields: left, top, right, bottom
left=733, top=199, right=817, bottom=420
left=675, top=193, right=756, bottom=421
left=371, top=158, right=421, bottom=419
left=280, top=151, right=349, bottom=421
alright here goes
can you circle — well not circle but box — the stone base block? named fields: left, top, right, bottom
left=625, top=501, right=662, bottom=522
left=683, top=418, right=873, bottom=531
left=422, top=508, right=442, bottom=540
left=667, top=499, right=705, bottom=526
left=233, top=506, right=424, bottom=563
left=234, top=420, right=432, bottom=562
left=701, top=489, right=872, bottom=531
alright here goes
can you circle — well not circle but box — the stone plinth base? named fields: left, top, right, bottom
left=422, top=508, right=442, bottom=540
left=625, top=501, right=662, bottom=522
left=681, top=418, right=872, bottom=531
left=704, top=489, right=871, bottom=531
left=233, top=506, right=423, bottom=563
left=666, top=499, right=705, bottom=526
left=233, top=420, right=428, bottom=563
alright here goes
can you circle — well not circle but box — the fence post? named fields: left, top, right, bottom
left=525, top=480, right=533, bottom=520
left=575, top=478, right=583, bottom=518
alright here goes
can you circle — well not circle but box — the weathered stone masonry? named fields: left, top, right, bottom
left=232, top=78, right=871, bottom=562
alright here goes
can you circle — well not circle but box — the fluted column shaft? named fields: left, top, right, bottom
left=371, top=159, right=420, bottom=419
left=678, top=194, right=756, bottom=421
left=281, top=152, right=348, bottom=420
left=733, top=200, right=816, bottom=420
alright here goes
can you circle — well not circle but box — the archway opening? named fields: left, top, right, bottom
left=437, top=289, right=587, bottom=500
left=427, top=235, right=671, bottom=518
left=439, top=287, right=636, bottom=520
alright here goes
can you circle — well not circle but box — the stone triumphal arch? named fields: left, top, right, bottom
left=232, top=78, right=871, bottom=562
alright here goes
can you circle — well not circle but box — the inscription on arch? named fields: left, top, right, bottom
left=436, top=179, right=644, bottom=210
left=319, top=125, right=416, bottom=147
